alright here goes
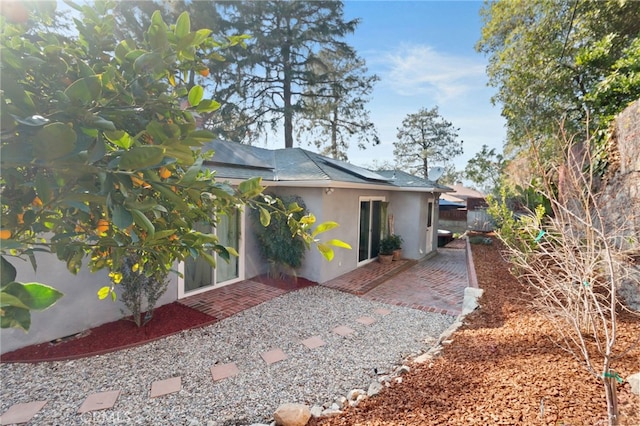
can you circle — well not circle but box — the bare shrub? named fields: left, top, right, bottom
left=496, top=129, right=639, bottom=426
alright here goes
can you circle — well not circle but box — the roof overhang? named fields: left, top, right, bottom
left=213, top=177, right=448, bottom=193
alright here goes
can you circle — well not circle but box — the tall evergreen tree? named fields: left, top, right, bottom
left=393, top=107, right=463, bottom=179
left=214, top=1, right=359, bottom=148
left=296, top=49, right=379, bottom=160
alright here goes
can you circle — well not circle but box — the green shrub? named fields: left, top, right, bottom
left=388, top=234, right=404, bottom=250
left=118, top=254, right=168, bottom=327
left=379, top=236, right=396, bottom=255
left=251, top=194, right=308, bottom=277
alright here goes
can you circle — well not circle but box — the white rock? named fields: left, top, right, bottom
left=397, top=365, right=410, bottom=375
left=330, top=403, right=341, bottom=411
left=347, top=388, right=366, bottom=401
left=321, top=408, right=342, bottom=417
left=378, top=375, right=390, bottom=384
left=335, top=396, right=348, bottom=409
left=628, top=372, right=640, bottom=395
left=461, top=287, right=484, bottom=315
left=273, top=403, right=311, bottom=426
left=367, top=381, right=383, bottom=397
left=310, top=405, right=324, bottom=418
left=395, top=377, right=403, bottom=384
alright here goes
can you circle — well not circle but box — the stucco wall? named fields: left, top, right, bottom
left=1, top=254, right=177, bottom=354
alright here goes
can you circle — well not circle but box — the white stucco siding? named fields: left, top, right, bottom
left=0, top=253, right=178, bottom=354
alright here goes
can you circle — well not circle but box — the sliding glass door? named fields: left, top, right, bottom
left=358, top=198, right=386, bottom=263
left=181, top=209, right=242, bottom=297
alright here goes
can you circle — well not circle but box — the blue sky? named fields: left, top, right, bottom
left=334, top=0, right=506, bottom=172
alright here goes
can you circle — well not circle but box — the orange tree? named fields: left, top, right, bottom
left=0, top=1, right=349, bottom=331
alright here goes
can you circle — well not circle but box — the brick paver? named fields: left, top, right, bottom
left=181, top=243, right=469, bottom=320
left=362, top=248, right=467, bottom=315
left=179, top=280, right=287, bottom=320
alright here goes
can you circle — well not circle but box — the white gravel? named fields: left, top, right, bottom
left=1, top=286, right=455, bottom=425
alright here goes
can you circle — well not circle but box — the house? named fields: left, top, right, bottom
left=439, top=183, right=491, bottom=233
left=1, top=140, right=451, bottom=353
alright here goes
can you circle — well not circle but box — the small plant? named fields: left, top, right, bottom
left=118, top=254, right=168, bottom=327
left=388, top=234, right=403, bottom=250
left=379, top=236, right=396, bottom=255
left=251, top=194, right=308, bottom=277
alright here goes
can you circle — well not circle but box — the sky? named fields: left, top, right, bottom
left=55, top=0, right=506, bottom=176
left=331, top=0, right=506, bottom=173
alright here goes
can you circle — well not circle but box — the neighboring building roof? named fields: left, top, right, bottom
left=440, top=183, right=486, bottom=203
left=202, top=140, right=449, bottom=192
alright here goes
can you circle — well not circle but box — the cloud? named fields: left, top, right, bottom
left=377, top=44, right=486, bottom=102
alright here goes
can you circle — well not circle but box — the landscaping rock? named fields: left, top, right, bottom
left=273, top=403, right=310, bottom=426
left=320, top=408, right=342, bottom=417
left=461, top=287, right=484, bottom=315
left=309, top=405, right=323, bottom=418
left=347, top=388, right=366, bottom=401
left=368, top=381, right=383, bottom=397
left=335, top=396, right=348, bottom=409
left=628, top=372, right=640, bottom=395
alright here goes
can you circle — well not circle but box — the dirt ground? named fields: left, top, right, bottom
left=310, top=238, right=640, bottom=426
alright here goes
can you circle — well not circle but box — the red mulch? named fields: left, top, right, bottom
left=0, top=302, right=215, bottom=363
left=310, top=238, right=640, bottom=426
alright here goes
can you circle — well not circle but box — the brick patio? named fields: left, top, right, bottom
left=180, top=241, right=469, bottom=319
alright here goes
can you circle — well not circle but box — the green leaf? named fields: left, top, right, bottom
left=312, top=221, right=339, bottom=237
left=64, top=75, right=102, bottom=104
left=119, top=146, right=165, bottom=170
left=133, top=52, right=164, bottom=74
left=188, top=85, right=204, bottom=107
left=35, top=171, right=52, bottom=204
left=0, top=281, right=63, bottom=310
left=131, top=209, right=155, bottom=237
left=88, top=115, right=116, bottom=131
left=175, top=12, right=191, bottom=38
left=0, top=306, right=30, bottom=331
left=97, top=286, right=110, bottom=300
left=238, top=177, right=264, bottom=198
left=1, top=257, right=17, bottom=286
left=178, top=158, right=202, bottom=185
left=192, top=29, right=212, bottom=45
left=195, top=99, right=221, bottom=113
left=88, top=137, right=106, bottom=163
left=104, top=130, right=133, bottom=149
left=324, top=239, right=352, bottom=249
left=149, top=229, right=177, bottom=240
left=317, top=243, right=335, bottom=262
left=34, top=122, right=77, bottom=161
left=258, top=206, right=271, bottom=227
left=111, top=204, right=133, bottom=229
left=0, top=292, right=30, bottom=310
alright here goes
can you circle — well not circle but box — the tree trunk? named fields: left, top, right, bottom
left=283, top=43, right=293, bottom=148
left=331, top=103, right=338, bottom=158
left=604, top=373, right=619, bottom=426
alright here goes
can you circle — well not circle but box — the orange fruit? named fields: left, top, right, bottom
left=168, top=234, right=179, bottom=241
left=199, top=68, right=210, bottom=77
left=17, top=213, right=24, bottom=225
left=96, top=219, right=109, bottom=234
left=0, top=229, right=12, bottom=239
left=159, top=167, right=171, bottom=179
left=1, top=1, right=29, bottom=24
left=32, top=196, right=43, bottom=207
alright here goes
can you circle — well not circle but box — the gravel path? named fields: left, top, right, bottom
left=1, top=286, right=455, bottom=425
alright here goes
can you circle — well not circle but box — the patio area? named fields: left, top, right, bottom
left=179, top=241, right=470, bottom=319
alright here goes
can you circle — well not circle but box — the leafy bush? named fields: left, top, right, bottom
left=379, top=236, right=396, bottom=255
left=118, top=254, right=168, bottom=327
left=388, top=234, right=403, bottom=250
left=251, top=194, right=308, bottom=277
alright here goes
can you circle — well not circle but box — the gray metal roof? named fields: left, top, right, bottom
left=202, top=140, right=446, bottom=191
